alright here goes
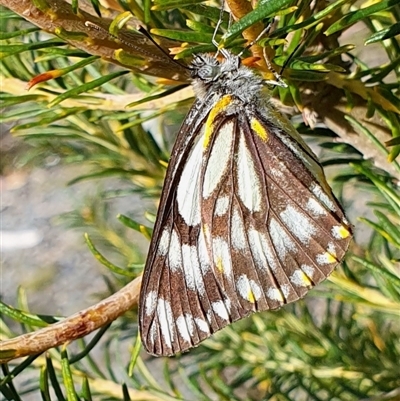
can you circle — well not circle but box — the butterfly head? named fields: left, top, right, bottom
left=190, top=51, right=241, bottom=80
left=190, top=51, right=263, bottom=103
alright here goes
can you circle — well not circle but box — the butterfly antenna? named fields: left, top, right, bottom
left=279, top=41, right=302, bottom=76
left=264, top=40, right=305, bottom=88
left=136, top=26, right=188, bottom=69
left=85, top=21, right=188, bottom=70
left=263, top=47, right=288, bottom=88
left=237, top=20, right=273, bottom=58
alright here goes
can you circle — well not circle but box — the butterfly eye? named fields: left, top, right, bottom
left=192, top=57, right=221, bottom=81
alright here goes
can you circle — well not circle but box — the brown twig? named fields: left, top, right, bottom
left=0, top=276, right=141, bottom=363
left=0, top=0, right=188, bottom=81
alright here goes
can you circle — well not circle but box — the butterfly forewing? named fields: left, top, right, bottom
left=139, top=53, right=352, bottom=357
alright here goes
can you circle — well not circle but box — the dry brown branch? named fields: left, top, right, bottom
left=0, top=0, right=188, bottom=81
left=0, top=276, right=141, bottom=363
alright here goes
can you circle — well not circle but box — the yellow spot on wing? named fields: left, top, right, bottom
left=275, top=289, right=284, bottom=302
left=247, top=290, right=255, bottom=303
left=337, top=225, right=351, bottom=239
left=203, top=224, right=211, bottom=248
left=299, top=271, right=312, bottom=286
left=325, top=252, right=338, bottom=264
left=251, top=118, right=269, bottom=141
left=204, top=95, right=233, bottom=148
left=216, top=257, right=224, bottom=273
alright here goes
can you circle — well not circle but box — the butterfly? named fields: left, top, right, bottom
left=138, top=37, right=352, bottom=357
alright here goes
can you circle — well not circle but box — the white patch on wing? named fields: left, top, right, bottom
left=331, top=225, right=342, bottom=240
left=198, top=229, right=211, bottom=273
left=275, top=131, right=312, bottom=167
left=214, top=196, right=230, bottom=216
left=237, top=274, right=262, bottom=302
left=281, top=284, right=290, bottom=299
left=280, top=205, right=316, bottom=244
left=250, top=280, right=262, bottom=301
left=327, top=242, right=337, bottom=256
left=237, top=131, right=262, bottom=212
left=158, top=228, right=170, bottom=256
left=157, top=299, right=174, bottom=349
left=266, top=288, right=284, bottom=302
left=182, top=244, right=205, bottom=295
left=248, top=227, right=268, bottom=269
left=213, top=236, right=233, bottom=281
left=195, top=317, right=210, bottom=333
left=145, top=290, right=157, bottom=316
left=169, top=229, right=182, bottom=272
left=203, top=122, right=234, bottom=198
left=206, top=310, right=212, bottom=324
left=290, top=270, right=312, bottom=287
left=148, top=322, right=157, bottom=346
left=177, top=135, right=203, bottom=225
left=301, top=264, right=315, bottom=279
left=316, top=252, right=336, bottom=265
left=269, top=218, right=296, bottom=260
left=176, top=314, right=194, bottom=343
left=224, top=297, right=231, bottom=313
left=310, top=183, right=336, bottom=212
left=237, top=275, right=250, bottom=301
left=306, top=197, right=327, bottom=216
left=332, top=225, right=350, bottom=239
left=259, top=231, right=278, bottom=272
left=231, top=207, right=246, bottom=251
left=212, top=300, right=229, bottom=320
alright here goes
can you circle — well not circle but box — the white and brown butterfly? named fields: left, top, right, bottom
left=139, top=49, right=352, bottom=357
